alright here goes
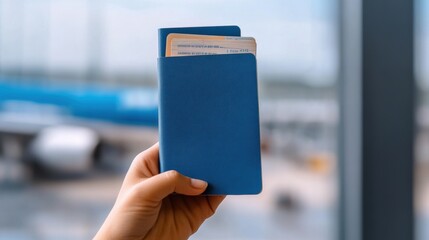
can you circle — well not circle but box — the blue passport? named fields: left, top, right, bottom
left=158, top=26, right=262, bottom=195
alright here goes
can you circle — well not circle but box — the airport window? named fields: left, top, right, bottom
left=0, top=1, right=339, bottom=239
left=416, top=0, right=429, bottom=239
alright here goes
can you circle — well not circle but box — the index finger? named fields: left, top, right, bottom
left=128, top=142, right=160, bottom=180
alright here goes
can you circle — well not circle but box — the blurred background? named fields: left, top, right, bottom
left=0, top=0, right=426, bottom=239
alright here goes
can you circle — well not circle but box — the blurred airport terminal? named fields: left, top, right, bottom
left=0, top=1, right=428, bottom=240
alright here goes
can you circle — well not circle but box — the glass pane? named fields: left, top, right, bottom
left=0, top=1, right=339, bottom=239
left=416, top=0, right=429, bottom=239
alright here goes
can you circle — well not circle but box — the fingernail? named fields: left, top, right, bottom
left=191, top=178, right=208, bottom=189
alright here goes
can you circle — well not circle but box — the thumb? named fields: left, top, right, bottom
left=134, top=170, right=208, bottom=202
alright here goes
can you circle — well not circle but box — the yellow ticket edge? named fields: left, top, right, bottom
left=166, top=33, right=255, bottom=57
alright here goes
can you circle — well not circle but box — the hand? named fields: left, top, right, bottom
left=94, top=143, right=225, bottom=240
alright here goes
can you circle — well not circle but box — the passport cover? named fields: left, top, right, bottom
left=158, top=26, right=262, bottom=195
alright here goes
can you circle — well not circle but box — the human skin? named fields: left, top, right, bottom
left=94, top=143, right=225, bottom=240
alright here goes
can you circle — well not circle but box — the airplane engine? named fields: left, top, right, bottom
left=30, top=126, right=99, bottom=173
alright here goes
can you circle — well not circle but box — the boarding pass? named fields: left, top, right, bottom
left=166, top=33, right=256, bottom=57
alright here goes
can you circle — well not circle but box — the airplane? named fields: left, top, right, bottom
left=0, top=79, right=158, bottom=179
left=8, top=77, right=426, bottom=181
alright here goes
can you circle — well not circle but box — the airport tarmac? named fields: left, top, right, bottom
left=0, top=154, right=336, bottom=240
left=1, top=152, right=429, bottom=240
